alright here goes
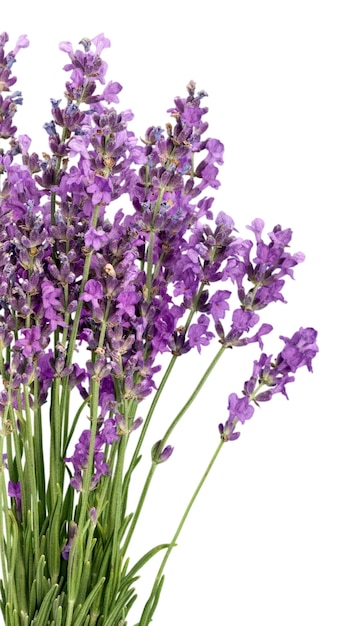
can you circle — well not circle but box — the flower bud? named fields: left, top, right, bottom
left=151, top=440, right=174, bottom=464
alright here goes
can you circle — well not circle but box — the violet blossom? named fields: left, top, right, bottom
left=0, top=31, right=318, bottom=626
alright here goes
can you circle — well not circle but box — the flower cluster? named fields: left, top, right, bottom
left=0, top=32, right=318, bottom=626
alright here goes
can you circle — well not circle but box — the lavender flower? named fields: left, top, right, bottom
left=0, top=31, right=318, bottom=626
left=219, top=393, right=253, bottom=442
left=243, top=328, right=319, bottom=404
left=188, top=314, right=215, bottom=352
left=80, top=279, right=104, bottom=308
left=15, top=326, right=44, bottom=358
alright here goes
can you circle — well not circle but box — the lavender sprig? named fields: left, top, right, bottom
left=0, top=31, right=318, bottom=626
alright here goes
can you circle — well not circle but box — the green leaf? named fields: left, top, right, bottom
left=75, top=559, right=91, bottom=608
left=118, top=513, right=134, bottom=544
left=5, top=603, right=20, bottom=626
left=8, top=511, right=27, bottom=615
left=19, top=609, right=29, bottom=626
left=71, top=576, right=106, bottom=626
left=102, top=586, right=137, bottom=626
left=34, top=555, right=48, bottom=607
left=0, top=578, right=5, bottom=614
left=28, top=579, right=37, bottom=622
left=39, top=532, right=47, bottom=556
left=139, top=575, right=165, bottom=626
left=148, top=574, right=165, bottom=623
left=121, top=544, right=169, bottom=589
left=67, top=531, right=84, bottom=602
left=52, top=604, right=63, bottom=626
left=31, top=584, right=59, bottom=626
left=52, top=591, right=66, bottom=625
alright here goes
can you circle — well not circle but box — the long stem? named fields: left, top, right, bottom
left=92, top=347, right=139, bottom=612
left=0, top=403, right=11, bottom=593
left=48, top=376, right=61, bottom=514
left=122, top=344, right=226, bottom=556
left=123, top=282, right=206, bottom=500
left=23, top=385, right=40, bottom=567
left=80, top=382, right=101, bottom=523
left=160, top=344, right=225, bottom=449
left=66, top=301, right=112, bottom=618
left=57, top=202, right=101, bottom=499
left=139, top=439, right=225, bottom=626
left=123, top=354, right=177, bottom=496
left=102, top=410, right=130, bottom=614
left=65, top=375, right=100, bottom=626
left=33, top=378, right=46, bottom=520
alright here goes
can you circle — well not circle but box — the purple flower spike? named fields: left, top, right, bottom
left=243, top=327, right=319, bottom=405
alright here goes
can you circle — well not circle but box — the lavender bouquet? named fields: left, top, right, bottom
left=0, top=32, right=318, bottom=626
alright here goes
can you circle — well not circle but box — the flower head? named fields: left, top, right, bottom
left=0, top=32, right=318, bottom=626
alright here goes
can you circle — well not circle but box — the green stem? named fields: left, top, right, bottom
left=139, top=439, right=225, bottom=626
left=122, top=344, right=226, bottom=557
left=103, top=418, right=129, bottom=614
left=23, top=385, right=40, bottom=567
left=62, top=395, right=91, bottom=459
left=123, top=354, right=177, bottom=497
left=59, top=200, right=100, bottom=449
left=123, top=281, right=206, bottom=501
left=0, top=404, right=11, bottom=592
left=58, top=201, right=101, bottom=492
left=77, top=376, right=100, bottom=530
left=121, top=461, right=156, bottom=558
left=66, top=298, right=112, bottom=618
left=160, top=344, right=225, bottom=449
left=33, top=378, right=46, bottom=520
left=7, top=510, right=20, bottom=619
left=184, top=283, right=205, bottom=332
left=65, top=376, right=100, bottom=626
left=48, top=376, right=61, bottom=514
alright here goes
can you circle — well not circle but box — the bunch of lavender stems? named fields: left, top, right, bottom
left=0, top=32, right=318, bottom=626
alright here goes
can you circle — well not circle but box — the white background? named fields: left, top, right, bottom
left=1, top=1, right=347, bottom=625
